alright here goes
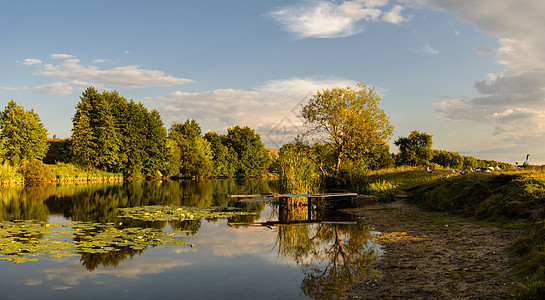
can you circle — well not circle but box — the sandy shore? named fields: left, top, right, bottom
left=342, top=196, right=523, bottom=299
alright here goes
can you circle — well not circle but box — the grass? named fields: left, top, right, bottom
left=48, top=163, right=122, bottom=183
left=0, top=163, right=23, bottom=185
left=0, top=161, right=122, bottom=186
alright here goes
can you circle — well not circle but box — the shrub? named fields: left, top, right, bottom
left=367, top=180, right=398, bottom=202
left=20, top=160, right=55, bottom=183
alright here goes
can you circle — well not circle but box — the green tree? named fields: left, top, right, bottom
left=142, top=109, right=168, bottom=178
left=301, top=83, right=393, bottom=175
left=70, top=87, right=98, bottom=166
left=168, top=119, right=212, bottom=177
left=225, top=125, right=271, bottom=176
left=394, top=130, right=433, bottom=166
left=70, top=87, right=168, bottom=178
left=204, top=131, right=239, bottom=176
left=92, top=90, right=121, bottom=171
left=0, top=100, right=49, bottom=163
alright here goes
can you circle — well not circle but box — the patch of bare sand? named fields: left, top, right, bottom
left=342, top=198, right=524, bottom=299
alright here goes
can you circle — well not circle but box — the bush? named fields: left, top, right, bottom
left=366, top=180, right=398, bottom=202
left=20, top=160, right=55, bottom=183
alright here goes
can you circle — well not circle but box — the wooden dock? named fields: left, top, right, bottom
left=228, top=192, right=357, bottom=199
left=228, top=192, right=358, bottom=208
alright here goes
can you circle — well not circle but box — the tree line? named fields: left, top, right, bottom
left=1, top=84, right=511, bottom=185
left=0, top=86, right=271, bottom=180
left=393, top=130, right=512, bottom=170
left=277, top=83, right=514, bottom=194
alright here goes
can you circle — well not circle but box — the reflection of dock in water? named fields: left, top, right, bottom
left=228, top=192, right=358, bottom=226
left=228, top=220, right=358, bottom=228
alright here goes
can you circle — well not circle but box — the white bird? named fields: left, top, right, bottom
left=523, top=154, right=531, bottom=167
left=426, top=166, right=433, bottom=173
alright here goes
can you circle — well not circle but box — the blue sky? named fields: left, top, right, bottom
left=1, top=0, right=544, bottom=164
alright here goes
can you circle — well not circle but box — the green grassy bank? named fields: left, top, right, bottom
left=1, top=161, right=122, bottom=186
left=369, top=168, right=544, bottom=298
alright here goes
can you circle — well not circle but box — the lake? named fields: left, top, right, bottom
left=0, top=179, right=381, bottom=299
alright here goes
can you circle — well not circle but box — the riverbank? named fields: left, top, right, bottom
left=342, top=197, right=523, bottom=299
left=338, top=169, right=545, bottom=298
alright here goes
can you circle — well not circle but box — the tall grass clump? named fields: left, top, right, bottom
left=49, top=162, right=123, bottom=183
left=366, top=180, right=398, bottom=202
left=335, top=159, right=369, bottom=194
left=0, top=162, right=23, bottom=184
left=278, top=144, right=322, bottom=194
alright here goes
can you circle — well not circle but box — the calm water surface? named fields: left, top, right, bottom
left=0, top=179, right=381, bottom=299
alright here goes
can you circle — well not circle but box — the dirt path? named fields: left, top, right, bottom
left=341, top=197, right=524, bottom=299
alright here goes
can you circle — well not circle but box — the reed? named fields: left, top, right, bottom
left=278, top=144, right=322, bottom=194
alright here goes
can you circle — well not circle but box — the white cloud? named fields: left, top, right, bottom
left=434, top=71, right=545, bottom=141
left=33, top=82, right=73, bottom=95
left=0, top=86, right=29, bottom=91
left=382, top=5, right=408, bottom=24
left=20, top=58, right=42, bottom=66
left=269, top=1, right=409, bottom=38
left=22, top=55, right=193, bottom=91
left=413, top=43, right=438, bottom=55
left=51, top=54, right=75, bottom=59
left=396, top=0, right=545, bottom=158
left=92, top=58, right=109, bottom=64
left=39, top=59, right=193, bottom=88
left=153, top=77, right=367, bottom=148
left=256, top=76, right=358, bottom=94
left=40, top=257, right=191, bottom=287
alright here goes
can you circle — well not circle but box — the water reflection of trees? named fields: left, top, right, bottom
left=0, top=186, right=51, bottom=221
left=40, top=179, right=272, bottom=223
left=2, top=179, right=271, bottom=270
left=275, top=222, right=378, bottom=299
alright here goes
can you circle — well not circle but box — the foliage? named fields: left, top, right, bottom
left=394, top=130, right=433, bottom=166
left=430, top=149, right=512, bottom=170
left=301, top=82, right=393, bottom=175
left=0, top=220, right=188, bottom=264
left=70, top=87, right=168, bottom=178
left=20, top=160, right=56, bottom=183
left=335, top=158, right=369, bottom=194
left=278, top=143, right=322, bottom=193
left=48, top=162, right=122, bottom=183
left=204, top=131, right=239, bottom=176
left=0, top=162, right=23, bottom=184
left=366, top=180, right=398, bottom=201
left=168, top=119, right=213, bottom=178
left=117, top=205, right=258, bottom=222
left=225, top=125, right=271, bottom=176
left=43, top=138, right=71, bottom=164
left=0, top=100, right=49, bottom=164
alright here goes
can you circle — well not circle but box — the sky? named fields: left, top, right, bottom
left=1, top=0, right=544, bottom=164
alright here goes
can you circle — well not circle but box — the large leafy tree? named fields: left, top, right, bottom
left=71, top=87, right=97, bottom=166
left=0, top=100, right=49, bottom=163
left=225, top=125, right=271, bottom=176
left=204, top=131, right=239, bottom=176
left=70, top=87, right=168, bottom=178
left=394, top=130, right=433, bottom=166
left=301, top=82, right=393, bottom=174
left=168, top=119, right=213, bottom=177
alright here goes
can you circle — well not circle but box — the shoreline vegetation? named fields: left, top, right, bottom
left=1, top=84, right=543, bottom=297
